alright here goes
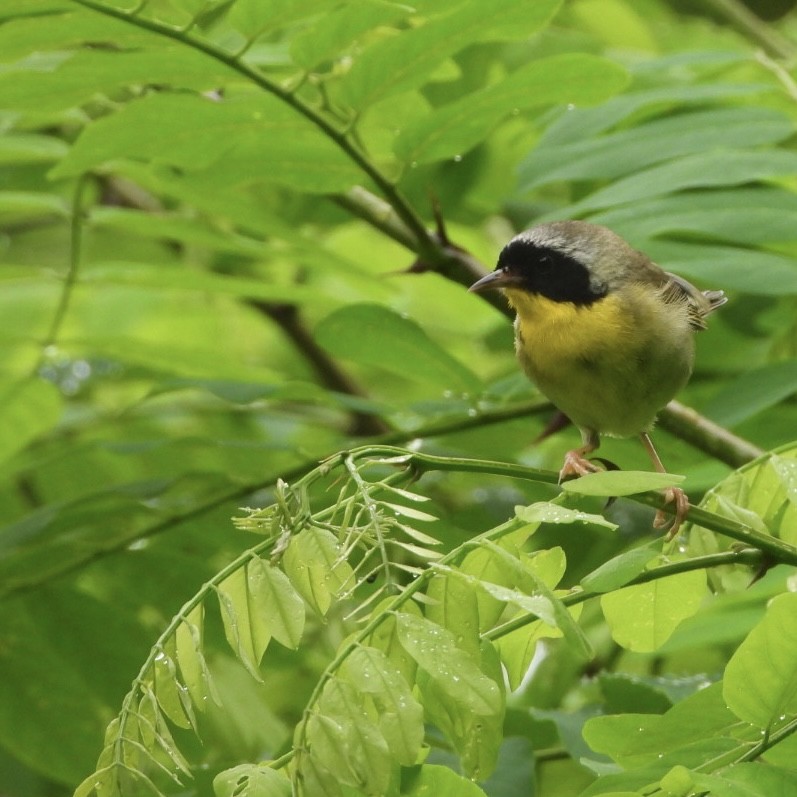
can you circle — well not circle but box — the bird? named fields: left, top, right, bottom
left=469, top=220, right=726, bottom=536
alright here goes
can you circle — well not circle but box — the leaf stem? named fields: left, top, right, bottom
left=354, top=447, right=797, bottom=565
left=485, top=548, right=764, bottom=641
left=42, top=173, right=90, bottom=349
left=701, top=0, right=797, bottom=61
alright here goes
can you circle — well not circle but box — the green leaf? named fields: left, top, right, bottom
left=589, top=188, right=797, bottom=247
left=152, top=641, right=196, bottom=730
left=418, top=640, right=505, bottom=780
left=1, top=48, right=236, bottom=113
left=341, top=646, right=424, bottom=766
left=0, top=8, right=160, bottom=61
left=569, top=150, right=797, bottom=214
left=52, top=92, right=361, bottom=192
left=685, top=765, right=797, bottom=797
left=289, top=1, right=409, bottom=69
left=600, top=567, right=707, bottom=652
left=515, top=501, right=618, bottom=529
left=403, top=764, right=488, bottom=796
left=723, top=592, right=797, bottom=728
left=496, top=615, right=569, bottom=691
left=702, top=360, right=797, bottom=427
left=249, top=558, right=305, bottom=649
left=581, top=541, right=662, bottom=593
left=0, top=133, right=68, bottom=164
left=308, top=678, right=392, bottom=795
left=214, top=763, right=291, bottom=797
left=0, top=586, right=150, bottom=785
left=518, top=107, right=793, bottom=192
left=216, top=564, right=272, bottom=680
left=395, top=54, right=628, bottom=165
left=699, top=447, right=797, bottom=545
left=0, top=379, right=63, bottom=467
left=315, top=303, right=481, bottom=394
left=583, top=682, right=741, bottom=767
left=227, top=0, right=337, bottom=37
left=282, top=527, right=354, bottom=615
left=339, top=0, right=562, bottom=111
left=175, top=603, right=218, bottom=710
left=646, top=241, right=797, bottom=296
left=425, top=571, right=482, bottom=658
left=561, top=470, right=685, bottom=497
left=395, top=612, right=502, bottom=716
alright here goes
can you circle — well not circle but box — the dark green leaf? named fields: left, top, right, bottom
left=339, top=0, right=562, bottom=110
left=52, top=92, right=361, bottom=192
left=519, top=107, right=793, bottom=192
left=569, top=150, right=797, bottom=214
left=0, top=379, right=62, bottom=466
left=395, top=54, right=628, bottom=165
left=315, top=303, right=481, bottom=393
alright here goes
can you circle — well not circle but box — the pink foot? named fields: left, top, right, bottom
left=654, top=486, right=690, bottom=539
left=559, top=449, right=600, bottom=483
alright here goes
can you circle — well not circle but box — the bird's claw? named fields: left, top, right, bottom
left=654, top=486, right=690, bottom=539
left=558, top=449, right=601, bottom=483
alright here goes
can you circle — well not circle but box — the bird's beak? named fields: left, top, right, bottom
left=468, top=268, right=516, bottom=293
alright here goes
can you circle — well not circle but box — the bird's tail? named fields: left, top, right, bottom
left=702, top=290, right=727, bottom=314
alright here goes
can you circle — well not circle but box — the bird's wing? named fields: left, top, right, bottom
left=660, top=271, right=727, bottom=330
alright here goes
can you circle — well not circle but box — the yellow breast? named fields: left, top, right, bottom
left=504, top=286, right=694, bottom=437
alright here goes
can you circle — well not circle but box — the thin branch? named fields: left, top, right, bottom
left=66, top=0, right=438, bottom=259
left=658, top=401, right=764, bottom=468
left=368, top=448, right=797, bottom=565
left=701, top=0, right=797, bottom=61
left=42, top=174, right=90, bottom=348
left=485, top=548, right=764, bottom=641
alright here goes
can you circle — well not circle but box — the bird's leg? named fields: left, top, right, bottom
left=559, top=429, right=600, bottom=482
left=640, top=432, right=689, bottom=538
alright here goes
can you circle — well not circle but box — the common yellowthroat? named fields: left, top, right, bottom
left=470, top=220, right=726, bottom=534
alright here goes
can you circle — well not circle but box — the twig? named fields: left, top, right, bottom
left=701, top=0, right=797, bottom=62
left=658, top=401, right=764, bottom=468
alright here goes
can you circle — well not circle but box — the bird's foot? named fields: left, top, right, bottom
left=654, top=486, right=690, bottom=539
left=559, top=449, right=601, bottom=483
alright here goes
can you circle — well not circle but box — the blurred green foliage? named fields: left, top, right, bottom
left=2, top=1, right=797, bottom=795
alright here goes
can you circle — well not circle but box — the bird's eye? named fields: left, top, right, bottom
left=538, top=254, right=552, bottom=271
